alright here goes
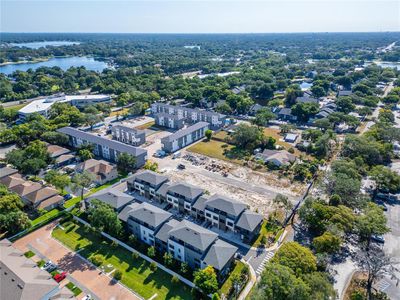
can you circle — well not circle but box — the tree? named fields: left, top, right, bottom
left=44, top=170, right=71, bottom=193
left=252, top=108, right=276, bottom=127
left=205, top=129, right=213, bottom=141
left=0, top=210, right=31, bottom=235
left=117, top=153, right=137, bottom=175
left=291, top=102, right=319, bottom=122
left=41, top=131, right=69, bottom=146
left=273, top=194, right=293, bottom=226
left=88, top=199, right=122, bottom=236
left=85, top=114, right=103, bottom=130
left=193, top=266, right=219, bottom=295
left=311, top=85, right=326, bottom=98
left=325, top=172, right=361, bottom=207
left=313, top=231, right=342, bottom=254
left=251, top=263, right=310, bottom=300
left=147, top=246, right=156, bottom=258
left=302, top=272, right=337, bottom=300
left=356, top=203, right=389, bottom=249
left=71, top=171, right=95, bottom=200
left=129, top=102, right=144, bottom=116
left=163, top=252, right=173, bottom=266
left=336, top=97, right=355, bottom=113
left=271, top=242, right=317, bottom=276
left=0, top=193, right=24, bottom=214
left=143, top=160, right=158, bottom=172
left=285, top=85, right=303, bottom=107
left=357, top=247, right=399, bottom=300
left=370, top=165, right=400, bottom=193
left=78, top=149, right=94, bottom=161
left=113, top=269, right=123, bottom=280
left=229, top=123, right=264, bottom=150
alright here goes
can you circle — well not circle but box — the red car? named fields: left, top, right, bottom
left=53, top=272, right=67, bottom=283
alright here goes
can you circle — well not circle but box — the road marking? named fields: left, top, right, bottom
left=256, top=252, right=274, bottom=275
left=148, top=293, right=158, bottom=300
left=377, top=280, right=391, bottom=291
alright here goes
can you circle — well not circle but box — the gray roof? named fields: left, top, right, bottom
left=57, top=127, right=147, bottom=157
left=338, top=90, right=352, bottom=96
left=201, top=239, right=237, bottom=270
left=161, top=122, right=209, bottom=143
left=112, top=124, right=145, bottom=135
left=167, top=182, right=204, bottom=200
left=86, top=187, right=134, bottom=210
left=169, top=220, right=218, bottom=252
left=128, top=170, right=168, bottom=187
left=118, top=202, right=172, bottom=228
left=0, top=167, right=18, bottom=179
left=278, top=108, right=292, bottom=116
left=154, top=218, right=181, bottom=243
left=156, top=182, right=171, bottom=197
left=0, top=239, right=58, bottom=300
left=205, top=194, right=247, bottom=218
left=236, top=210, right=264, bottom=232
left=192, top=195, right=209, bottom=211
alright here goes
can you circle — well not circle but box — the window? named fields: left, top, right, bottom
left=206, top=212, right=211, bottom=218
left=213, top=216, right=218, bottom=221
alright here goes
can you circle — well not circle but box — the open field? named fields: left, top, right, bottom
left=110, top=108, right=129, bottom=117
left=188, top=139, right=243, bottom=165
left=53, top=222, right=193, bottom=300
left=135, top=121, right=155, bottom=130
left=3, top=103, right=27, bottom=111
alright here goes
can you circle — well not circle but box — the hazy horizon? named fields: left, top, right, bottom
left=1, top=0, right=399, bottom=34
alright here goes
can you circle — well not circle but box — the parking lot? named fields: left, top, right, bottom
left=13, top=221, right=140, bottom=300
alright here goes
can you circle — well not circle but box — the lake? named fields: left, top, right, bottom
left=0, top=56, right=111, bottom=75
left=9, top=41, right=80, bottom=49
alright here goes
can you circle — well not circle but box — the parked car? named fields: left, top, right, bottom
left=374, top=200, right=388, bottom=211
left=177, top=164, right=186, bottom=170
left=172, top=151, right=181, bottom=159
left=82, top=295, right=92, bottom=300
left=63, top=194, right=73, bottom=200
left=41, top=260, right=54, bottom=270
left=371, top=235, right=385, bottom=244
left=53, top=272, right=67, bottom=283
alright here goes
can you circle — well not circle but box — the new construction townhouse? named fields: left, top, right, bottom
left=57, top=127, right=148, bottom=167
left=111, top=124, right=146, bottom=146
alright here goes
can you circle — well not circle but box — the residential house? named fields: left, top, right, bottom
left=0, top=167, right=19, bottom=180
left=24, top=187, right=64, bottom=210
left=255, top=149, right=296, bottom=167
left=46, top=144, right=71, bottom=159
left=235, top=210, right=264, bottom=243
left=165, top=183, right=204, bottom=212
left=154, top=113, right=185, bottom=129
left=0, top=239, right=70, bottom=300
left=111, top=125, right=146, bottom=146
left=161, top=122, right=209, bottom=153
left=284, top=133, right=298, bottom=143
left=85, top=184, right=134, bottom=212
left=118, top=202, right=172, bottom=246
left=277, top=108, right=297, bottom=122
left=295, top=96, right=319, bottom=104
left=203, top=194, right=247, bottom=232
left=54, top=154, right=75, bottom=167
left=249, top=104, right=264, bottom=116
left=337, top=90, right=353, bottom=97
left=57, top=127, right=147, bottom=167
left=75, top=159, right=118, bottom=185
left=127, top=170, right=169, bottom=199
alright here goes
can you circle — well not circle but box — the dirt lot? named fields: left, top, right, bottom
left=153, top=150, right=305, bottom=217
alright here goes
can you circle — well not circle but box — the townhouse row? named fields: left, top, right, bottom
left=127, top=170, right=263, bottom=243
left=151, top=102, right=226, bottom=129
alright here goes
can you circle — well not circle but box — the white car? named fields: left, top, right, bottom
left=82, top=295, right=92, bottom=300
left=41, top=260, right=53, bottom=270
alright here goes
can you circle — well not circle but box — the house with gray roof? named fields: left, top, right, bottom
left=85, top=185, right=134, bottom=212
left=0, top=166, right=18, bottom=179
left=235, top=210, right=264, bottom=242
left=57, top=127, right=147, bottom=167
left=0, top=239, right=61, bottom=300
left=118, top=202, right=172, bottom=246
left=154, top=113, right=185, bottom=129
left=201, top=239, right=237, bottom=278
left=277, top=108, right=297, bottom=122
left=203, top=194, right=247, bottom=232
left=166, top=182, right=204, bottom=213
left=161, top=122, right=209, bottom=153
left=127, top=170, right=169, bottom=199
left=111, top=125, right=146, bottom=146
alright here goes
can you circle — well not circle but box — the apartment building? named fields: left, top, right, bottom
left=127, top=170, right=169, bottom=199
left=111, top=125, right=146, bottom=146
left=57, top=127, right=147, bottom=167
left=154, top=113, right=185, bottom=129
left=161, top=122, right=209, bottom=153
left=151, top=102, right=226, bottom=129
left=165, top=183, right=204, bottom=213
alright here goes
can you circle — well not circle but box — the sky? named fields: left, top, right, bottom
left=1, top=0, right=399, bottom=33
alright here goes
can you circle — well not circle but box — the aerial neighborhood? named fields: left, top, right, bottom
left=1, top=30, right=400, bottom=300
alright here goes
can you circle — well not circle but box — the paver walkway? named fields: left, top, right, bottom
left=13, top=221, right=140, bottom=300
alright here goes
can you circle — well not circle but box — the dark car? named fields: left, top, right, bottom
left=371, top=235, right=385, bottom=244
left=177, top=164, right=186, bottom=170
left=63, top=194, right=73, bottom=200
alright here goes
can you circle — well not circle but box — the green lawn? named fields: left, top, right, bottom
left=31, top=208, right=61, bottom=226
left=65, top=282, right=82, bottom=296
left=24, top=250, right=35, bottom=258
left=251, top=220, right=282, bottom=248
left=52, top=223, right=193, bottom=300
left=3, top=103, right=27, bottom=111
left=219, top=260, right=247, bottom=297
left=187, top=139, right=243, bottom=165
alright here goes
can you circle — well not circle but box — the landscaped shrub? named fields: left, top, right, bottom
left=171, top=275, right=180, bottom=285
left=90, top=254, right=104, bottom=266
left=111, top=240, right=118, bottom=248
left=132, top=252, right=139, bottom=260
left=150, top=261, right=158, bottom=272
left=24, top=250, right=35, bottom=258
left=113, top=269, right=123, bottom=280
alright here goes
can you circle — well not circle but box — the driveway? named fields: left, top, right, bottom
left=13, top=222, right=140, bottom=300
